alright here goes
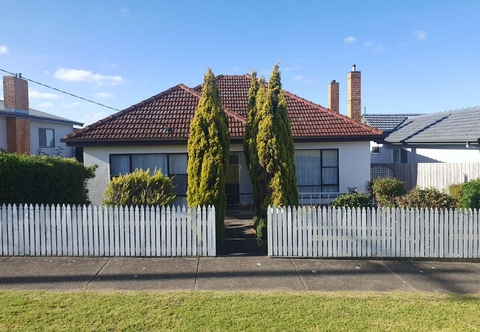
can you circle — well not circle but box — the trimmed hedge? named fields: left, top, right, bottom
left=0, top=151, right=96, bottom=205
left=103, top=169, right=175, bottom=207
left=330, top=193, right=372, bottom=208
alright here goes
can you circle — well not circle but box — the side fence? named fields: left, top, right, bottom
left=0, top=204, right=216, bottom=257
left=371, top=163, right=480, bottom=192
left=268, top=206, right=480, bottom=258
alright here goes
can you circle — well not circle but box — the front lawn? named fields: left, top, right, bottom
left=0, top=291, right=479, bottom=331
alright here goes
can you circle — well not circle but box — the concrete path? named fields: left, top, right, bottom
left=0, top=256, right=479, bottom=294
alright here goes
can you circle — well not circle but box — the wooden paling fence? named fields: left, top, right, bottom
left=0, top=204, right=216, bottom=257
left=268, top=206, right=480, bottom=258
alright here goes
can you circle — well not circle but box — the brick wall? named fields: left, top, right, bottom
left=3, top=76, right=30, bottom=154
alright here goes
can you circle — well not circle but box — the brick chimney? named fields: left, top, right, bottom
left=328, top=80, right=339, bottom=113
left=3, top=75, right=30, bottom=154
left=347, top=64, right=361, bottom=122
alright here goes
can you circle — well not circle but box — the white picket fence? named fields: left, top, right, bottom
left=0, top=204, right=216, bottom=257
left=268, top=206, right=480, bottom=258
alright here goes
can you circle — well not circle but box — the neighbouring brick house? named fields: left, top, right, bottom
left=1, top=75, right=83, bottom=157
left=63, top=67, right=384, bottom=210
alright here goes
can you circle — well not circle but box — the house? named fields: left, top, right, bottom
left=1, top=75, right=83, bottom=157
left=363, top=107, right=480, bottom=164
left=63, top=67, right=384, bottom=209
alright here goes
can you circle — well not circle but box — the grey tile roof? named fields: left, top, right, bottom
left=0, top=100, right=83, bottom=126
left=362, top=114, right=423, bottom=133
left=384, top=106, right=480, bottom=144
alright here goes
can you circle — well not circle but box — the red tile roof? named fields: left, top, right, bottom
left=64, top=74, right=383, bottom=145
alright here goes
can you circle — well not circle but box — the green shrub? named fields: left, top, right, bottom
left=396, top=187, right=455, bottom=210
left=330, top=193, right=371, bottom=208
left=449, top=183, right=465, bottom=208
left=103, top=169, right=175, bottom=207
left=0, top=151, right=95, bottom=205
left=371, top=177, right=406, bottom=207
left=459, top=178, right=480, bottom=209
left=254, top=216, right=267, bottom=246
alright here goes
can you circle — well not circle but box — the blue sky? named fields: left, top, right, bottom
left=1, top=0, right=479, bottom=126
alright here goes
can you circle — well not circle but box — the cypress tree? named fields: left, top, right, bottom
left=244, top=71, right=262, bottom=217
left=256, top=64, right=298, bottom=215
left=187, top=68, right=230, bottom=249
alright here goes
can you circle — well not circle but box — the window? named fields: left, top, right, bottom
left=39, top=128, right=55, bottom=148
left=294, top=149, right=339, bottom=193
left=110, top=153, right=188, bottom=204
left=393, top=148, right=408, bottom=163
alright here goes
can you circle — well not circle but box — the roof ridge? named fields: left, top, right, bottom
left=180, top=83, right=247, bottom=124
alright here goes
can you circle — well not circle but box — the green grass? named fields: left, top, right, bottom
left=0, top=291, right=479, bottom=331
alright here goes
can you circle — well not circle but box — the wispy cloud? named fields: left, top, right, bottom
left=82, top=110, right=108, bottom=126
left=413, top=30, right=427, bottom=41
left=284, top=65, right=300, bottom=72
left=39, top=102, right=54, bottom=108
left=364, top=41, right=385, bottom=52
left=344, top=36, right=356, bottom=44
left=232, top=67, right=240, bottom=72
left=120, top=8, right=130, bottom=14
left=94, top=92, right=113, bottom=98
left=0, top=45, right=8, bottom=54
left=54, top=68, right=124, bottom=86
left=29, top=90, right=61, bottom=99
left=60, top=101, right=81, bottom=109
left=293, top=75, right=304, bottom=81
left=375, top=44, right=386, bottom=52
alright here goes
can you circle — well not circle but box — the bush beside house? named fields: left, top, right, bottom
left=103, top=169, right=175, bottom=207
left=0, top=151, right=95, bottom=205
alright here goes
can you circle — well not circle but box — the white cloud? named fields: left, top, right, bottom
left=293, top=75, right=304, bottom=81
left=284, top=65, right=300, bottom=72
left=0, top=45, right=8, bottom=54
left=375, top=44, right=386, bottom=52
left=363, top=41, right=373, bottom=47
left=29, top=90, right=61, bottom=99
left=413, top=30, right=427, bottom=41
left=39, top=102, right=54, bottom=108
left=344, top=36, right=356, bottom=44
left=94, top=92, right=113, bottom=98
left=60, top=101, right=81, bottom=109
left=54, top=68, right=124, bottom=86
left=120, top=7, right=130, bottom=14
left=232, top=67, right=240, bottom=72
left=82, top=110, right=108, bottom=126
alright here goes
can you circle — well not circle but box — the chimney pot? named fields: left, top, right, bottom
left=352, top=64, right=356, bottom=72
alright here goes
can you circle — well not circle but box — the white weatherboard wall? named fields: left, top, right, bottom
left=84, top=141, right=371, bottom=205
left=84, top=145, right=188, bottom=205
left=295, top=141, right=371, bottom=193
left=30, top=120, right=76, bottom=157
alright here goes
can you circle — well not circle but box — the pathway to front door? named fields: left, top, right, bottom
left=222, top=217, right=265, bottom=256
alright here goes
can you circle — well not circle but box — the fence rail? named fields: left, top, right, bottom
left=268, top=206, right=480, bottom=258
left=0, top=204, right=216, bottom=257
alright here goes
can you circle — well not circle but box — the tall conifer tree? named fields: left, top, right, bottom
left=256, top=64, right=298, bottom=215
left=187, top=68, right=230, bottom=248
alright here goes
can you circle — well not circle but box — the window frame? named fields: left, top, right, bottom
left=295, top=149, right=339, bottom=193
left=39, top=128, right=55, bottom=148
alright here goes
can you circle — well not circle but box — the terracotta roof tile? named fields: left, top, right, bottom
left=64, top=74, right=383, bottom=144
